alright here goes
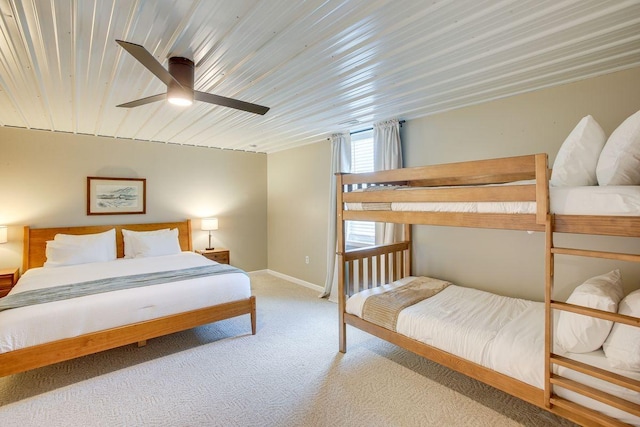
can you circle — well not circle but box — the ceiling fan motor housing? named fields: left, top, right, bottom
left=167, top=57, right=195, bottom=103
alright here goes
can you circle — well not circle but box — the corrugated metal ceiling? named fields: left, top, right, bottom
left=0, top=0, right=638, bottom=153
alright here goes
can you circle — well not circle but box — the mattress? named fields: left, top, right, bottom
left=345, top=183, right=640, bottom=216
left=0, top=252, right=251, bottom=353
left=346, top=277, right=640, bottom=426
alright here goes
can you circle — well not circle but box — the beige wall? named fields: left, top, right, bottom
left=266, top=67, right=640, bottom=300
left=402, top=67, right=640, bottom=300
left=0, top=127, right=267, bottom=272
left=267, top=141, right=331, bottom=286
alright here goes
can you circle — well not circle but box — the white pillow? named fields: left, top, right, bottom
left=555, top=270, right=624, bottom=353
left=51, top=229, right=116, bottom=262
left=550, top=115, right=606, bottom=187
left=596, top=110, right=640, bottom=185
left=603, top=289, right=640, bottom=371
left=122, top=228, right=169, bottom=258
left=44, top=239, right=113, bottom=268
left=122, top=228, right=181, bottom=258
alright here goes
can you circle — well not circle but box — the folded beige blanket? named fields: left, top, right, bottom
left=362, top=276, right=451, bottom=331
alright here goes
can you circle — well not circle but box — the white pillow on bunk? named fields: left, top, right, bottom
left=555, top=270, right=624, bottom=353
left=596, top=109, right=640, bottom=185
left=603, top=289, right=640, bottom=371
left=550, top=115, right=606, bottom=187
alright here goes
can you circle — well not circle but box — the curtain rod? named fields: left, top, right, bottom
left=327, top=120, right=405, bottom=140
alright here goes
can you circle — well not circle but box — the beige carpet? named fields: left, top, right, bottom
left=0, top=271, right=575, bottom=427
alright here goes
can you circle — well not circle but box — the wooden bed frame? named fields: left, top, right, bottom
left=0, top=220, right=256, bottom=378
left=336, top=154, right=640, bottom=427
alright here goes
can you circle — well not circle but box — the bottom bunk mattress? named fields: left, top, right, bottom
left=346, top=277, right=640, bottom=426
left=0, top=252, right=251, bottom=354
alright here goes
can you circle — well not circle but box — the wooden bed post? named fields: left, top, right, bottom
left=403, top=224, right=412, bottom=276
left=544, top=214, right=554, bottom=409
left=337, top=173, right=347, bottom=353
left=535, top=153, right=549, bottom=225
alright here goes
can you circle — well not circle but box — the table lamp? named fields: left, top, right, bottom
left=201, top=218, right=218, bottom=250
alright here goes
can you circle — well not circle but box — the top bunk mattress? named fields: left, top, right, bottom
left=345, top=184, right=640, bottom=216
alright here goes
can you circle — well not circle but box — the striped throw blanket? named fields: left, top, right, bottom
left=0, top=264, right=245, bottom=313
left=362, top=276, right=451, bottom=331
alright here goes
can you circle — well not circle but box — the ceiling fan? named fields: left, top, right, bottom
left=115, top=40, right=269, bottom=115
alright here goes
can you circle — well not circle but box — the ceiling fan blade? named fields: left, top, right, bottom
left=116, top=93, right=166, bottom=108
left=194, top=91, right=270, bottom=115
left=116, top=40, right=180, bottom=87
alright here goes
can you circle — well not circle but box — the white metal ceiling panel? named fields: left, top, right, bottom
left=0, top=0, right=638, bottom=153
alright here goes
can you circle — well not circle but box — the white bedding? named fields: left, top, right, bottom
left=0, top=252, right=251, bottom=354
left=346, top=277, right=640, bottom=426
left=345, top=183, right=640, bottom=216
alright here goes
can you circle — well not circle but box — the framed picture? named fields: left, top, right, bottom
left=87, top=177, right=146, bottom=215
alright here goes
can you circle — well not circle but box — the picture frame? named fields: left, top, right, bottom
left=87, top=177, right=146, bottom=215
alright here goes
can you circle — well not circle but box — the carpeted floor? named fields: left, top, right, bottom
left=0, top=271, right=575, bottom=427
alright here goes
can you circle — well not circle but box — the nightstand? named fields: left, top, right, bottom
left=0, top=267, right=19, bottom=298
left=196, top=248, right=230, bottom=265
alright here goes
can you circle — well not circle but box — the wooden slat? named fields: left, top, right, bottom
left=551, top=353, right=640, bottom=393
left=357, top=259, right=364, bottom=293
left=347, top=261, right=354, bottom=296
left=344, top=242, right=410, bottom=261
left=554, top=215, right=640, bottom=237
left=552, top=247, right=640, bottom=263
left=551, top=375, right=640, bottom=417
left=340, top=154, right=538, bottom=186
left=367, top=257, right=373, bottom=289
left=550, top=397, right=631, bottom=427
left=551, top=301, right=640, bottom=327
left=344, top=211, right=544, bottom=231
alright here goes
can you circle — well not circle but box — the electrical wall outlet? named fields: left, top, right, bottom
left=305, top=256, right=309, bottom=264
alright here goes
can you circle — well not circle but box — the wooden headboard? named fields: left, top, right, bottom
left=22, top=220, right=193, bottom=271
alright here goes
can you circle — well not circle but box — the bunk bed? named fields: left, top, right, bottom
left=336, top=153, right=640, bottom=426
left=0, top=220, right=256, bottom=377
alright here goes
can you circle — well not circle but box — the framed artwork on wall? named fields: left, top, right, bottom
left=87, top=177, right=146, bottom=215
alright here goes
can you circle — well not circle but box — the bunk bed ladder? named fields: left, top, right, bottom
left=545, top=214, right=640, bottom=426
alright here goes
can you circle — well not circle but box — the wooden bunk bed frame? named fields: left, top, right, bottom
left=0, top=220, right=256, bottom=378
left=336, top=154, right=640, bottom=427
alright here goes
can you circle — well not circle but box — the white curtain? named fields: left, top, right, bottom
left=374, top=119, right=403, bottom=245
left=322, top=133, right=352, bottom=299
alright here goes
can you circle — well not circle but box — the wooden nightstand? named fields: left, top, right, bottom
left=196, top=248, right=230, bottom=265
left=0, top=267, right=19, bottom=298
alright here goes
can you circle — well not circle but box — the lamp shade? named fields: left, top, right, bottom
left=201, top=218, right=219, bottom=231
left=0, top=226, right=7, bottom=244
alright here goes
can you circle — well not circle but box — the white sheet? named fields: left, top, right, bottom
left=0, top=252, right=251, bottom=353
left=345, top=183, right=640, bottom=216
left=346, top=278, right=640, bottom=426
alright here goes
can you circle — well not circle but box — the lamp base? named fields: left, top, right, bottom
left=205, top=247, right=215, bottom=251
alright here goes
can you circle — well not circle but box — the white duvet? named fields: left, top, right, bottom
left=0, top=252, right=251, bottom=354
left=346, top=277, right=640, bottom=426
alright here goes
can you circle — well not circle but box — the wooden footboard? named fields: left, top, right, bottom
left=0, top=296, right=256, bottom=377
left=338, top=240, right=411, bottom=353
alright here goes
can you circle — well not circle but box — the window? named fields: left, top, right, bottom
left=345, top=130, right=375, bottom=249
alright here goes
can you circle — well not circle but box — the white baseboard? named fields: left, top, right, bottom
left=261, top=269, right=324, bottom=293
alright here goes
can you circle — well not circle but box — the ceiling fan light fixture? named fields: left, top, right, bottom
left=167, top=91, right=193, bottom=106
